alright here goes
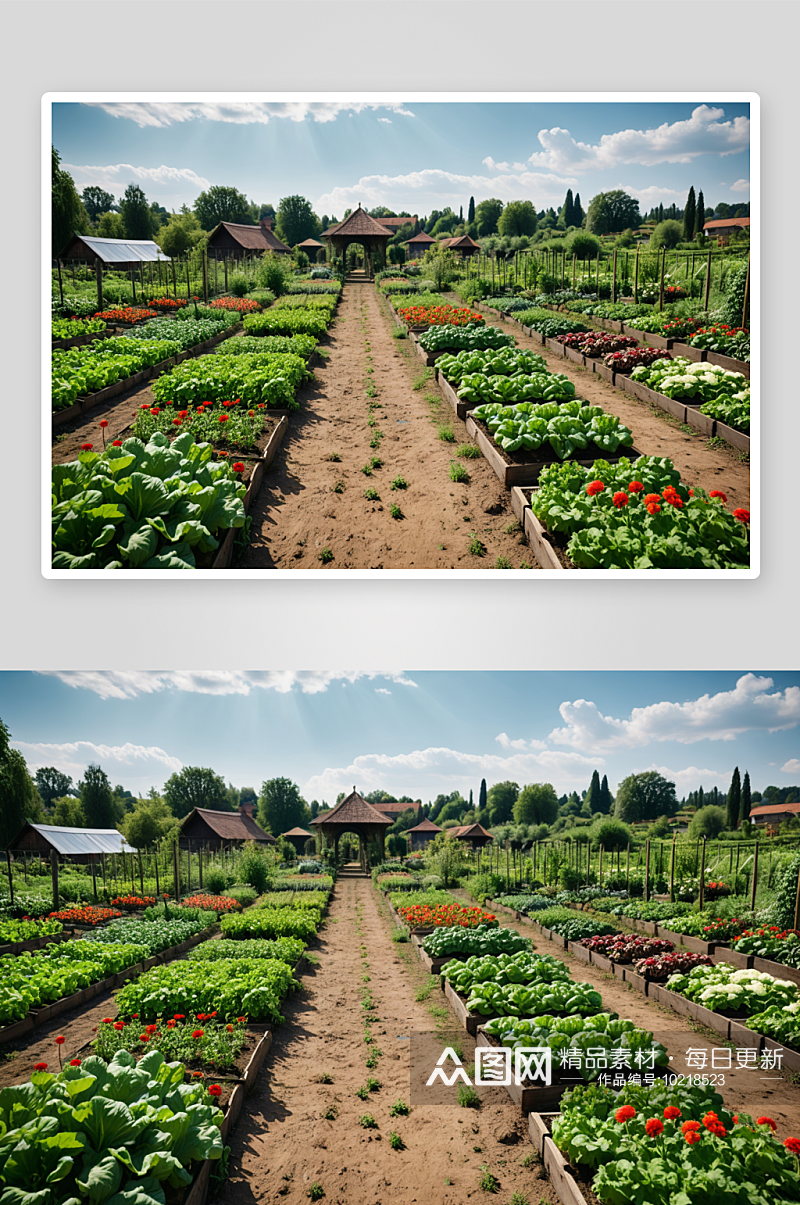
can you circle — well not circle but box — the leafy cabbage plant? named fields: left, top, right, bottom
left=52, top=433, right=246, bottom=571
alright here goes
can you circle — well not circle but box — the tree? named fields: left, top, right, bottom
left=50, top=796, right=85, bottom=827
left=585, top=190, right=640, bottom=236
left=584, top=770, right=601, bottom=814
left=155, top=211, right=204, bottom=258
left=561, top=189, right=574, bottom=228
left=478, top=778, right=487, bottom=817
left=121, top=797, right=176, bottom=848
left=599, top=774, right=613, bottom=815
left=475, top=198, right=504, bottom=237
left=650, top=220, right=683, bottom=250
left=275, top=195, right=321, bottom=246
left=573, top=193, right=584, bottom=226
left=97, top=212, right=125, bottom=239
left=429, top=208, right=458, bottom=236
left=163, top=766, right=230, bottom=819
left=565, top=230, right=601, bottom=260
left=688, top=805, right=728, bottom=840
left=497, top=200, right=538, bottom=238
left=514, top=783, right=559, bottom=826
left=80, top=763, right=116, bottom=828
left=695, top=190, right=705, bottom=237
left=52, top=146, right=89, bottom=255
left=591, top=817, right=632, bottom=850
left=468, top=196, right=475, bottom=224
left=726, top=766, right=742, bottom=830
left=389, top=808, right=419, bottom=835
left=486, top=781, right=520, bottom=825
left=0, top=720, right=39, bottom=847
left=437, top=796, right=468, bottom=824
left=82, top=186, right=115, bottom=224
left=683, top=186, right=696, bottom=243
left=120, top=184, right=154, bottom=240
left=614, top=772, right=677, bottom=824
left=194, top=186, right=252, bottom=231
left=34, top=767, right=73, bottom=809
left=740, top=771, right=751, bottom=825
left=258, top=777, right=309, bottom=836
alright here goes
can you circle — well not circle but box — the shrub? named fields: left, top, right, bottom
left=590, top=818, right=633, bottom=851
left=687, top=805, right=728, bottom=840
left=202, top=866, right=228, bottom=895
left=566, top=230, right=602, bottom=260
left=257, top=253, right=288, bottom=297
left=649, top=220, right=684, bottom=250
left=228, top=273, right=251, bottom=297
left=237, top=840, right=273, bottom=894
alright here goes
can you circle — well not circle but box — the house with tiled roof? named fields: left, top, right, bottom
left=179, top=805, right=276, bottom=850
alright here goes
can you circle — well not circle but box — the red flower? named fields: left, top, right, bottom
left=174, top=1015, right=185, bottom=1020
left=34, top=1062, right=48, bottom=1071
left=628, top=481, right=644, bottom=493
left=140, top=1034, right=150, bottom=1042
left=219, top=414, right=229, bottom=423
left=112, top=440, right=123, bottom=447
left=167, top=1019, right=176, bottom=1028
left=218, top=451, right=229, bottom=458
left=612, top=491, right=629, bottom=509
left=101, top=1017, right=114, bottom=1024
left=69, top=1058, right=81, bottom=1067
left=785, top=1137, right=800, bottom=1154
left=757, top=1117, right=777, bottom=1132
left=208, top=1084, right=222, bottom=1097
left=132, top=1014, right=139, bottom=1019
left=81, top=443, right=93, bottom=451
left=179, top=410, right=189, bottom=418
left=664, top=494, right=683, bottom=509
left=685, top=1131, right=702, bottom=1145
left=232, top=462, right=245, bottom=473
left=645, top=1118, right=664, bottom=1137
left=682, top=1121, right=701, bottom=1134
left=709, top=490, right=728, bottom=503
left=173, top=419, right=182, bottom=426
left=237, top=1016, right=247, bottom=1023
left=140, top=404, right=151, bottom=411
left=146, top=1023, right=158, bottom=1034
left=192, top=1030, right=204, bottom=1040
left=113, top=1021, right=125, bottom=1031
left=663, top=1107, right=681, bottom=1121
left=192, top=1071, right=204, bottom=1078
left=100, top=420, right=108, bottom=429
left=733, top=508, right=750, bottom=524
left=615, top=1106, right=636, bottom=1124
left=150, top=408, right=160, bottom=416
left=222, top=400, right=232, bottom=408
left=226, top=1024, right=234, bottom=1032
left=55, top=1036, right=65, bottom=1046
left=647, top=502, right=661, bottom=515
left=586, top=480, right=605, bottom=497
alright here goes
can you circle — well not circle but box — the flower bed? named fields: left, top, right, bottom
left=115, top=956, right=298, bottom=1023
left=48, top=905, right=122, bottom=926
left=180, top=893, right=241, bottom=914
left=146, top=295, right=189, bottom=309
left=208, top=297, right=262, bottom=314
left=395, top=304, right=484, bottom=328
left=556, top=332, right=639, bottom=357
left=93, top=306, right=158, bottom=324
left=110, top=894, right=157, bottom=910
left=52, top=432, right=246, bottom=571
left=690, top=325, right=750, bottom=361
left=603, top=347, right=671, bottom=374
left=132, top=398, right=274, bottom=451
left=731, top=928, right=800, bottom=968
left=94, top=1011, right=250, bottom=1069
left=397, top=903, right=497, bottom=930
left=624, top=314, right=706, bottom=340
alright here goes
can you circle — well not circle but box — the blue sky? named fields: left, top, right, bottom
left=0, top=671, right=795, bottom=804
left=51, top=98, right=751, bottom=221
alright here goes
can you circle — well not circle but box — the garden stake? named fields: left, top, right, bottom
left=5, top=850, right=13, bottom=906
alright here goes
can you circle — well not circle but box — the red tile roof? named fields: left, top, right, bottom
left=750, top=801, right=800, bottom=816
left=371, top=800, right=421, bottom=817
left=374, top=216, right=418, bottom=230
left=703, top=217, right=750, bottom=230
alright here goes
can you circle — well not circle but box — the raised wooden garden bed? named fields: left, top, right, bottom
left=211, top=416, right=289, bottom=570
left=528, top=1113, right=590, bottom=1205
left=443, top=979, right=482, bottom=1035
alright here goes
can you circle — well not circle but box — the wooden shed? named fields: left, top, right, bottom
left=404, top=230, right=436, bottom=259
left=6, top=822, right=135, bottom=864
left=446, top=822, right=493, bottom=849
left=403, top=817, right=442, bottom=851
left=440, top=234, right=480, bottom=258
left=295, top=238, right=326, bottom=262
left=206, top=219, right=291, bottom=260
left=178, top=805, right=275, bottom=851
left=57, top=234, right=170, bottom=269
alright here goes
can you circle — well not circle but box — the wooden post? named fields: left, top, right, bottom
left=644, top=839, right=651, bottom=902
left=561, top=251, right=565, bottom=289
left=742, top=251, right=750, bottom=328
left=51, top=850, right=59, bottom=909
left=131, top=267, right=136, bottom=305
left=750, top=841, right=759, bottom=910
left=186, top=847, right=191, bottom=892
left=704, top=251, right=712, bottom=312
left=793, top=862, right=800, bottom=931
left=56, top=259, right=64, bottom=307
left=598, top=844, right=603, bottom=887
left=633, top=244, right=639, bottom=303
left=214, top=256, right=218, bottom=297
left=658, top=249, right=666, bottom=311
left=96, top=258, right=103, bottom=311
left=202, top=251, right=209, bottom=303
left=5, top=850, right=13, bottom=905
left=611, top=248, right=617, bottom=304
left=91, top=857, right=98, bottom=901
left=199, top=845, right=203, bottom=889
left=101, top=851, right=106, bottom=890
left=626, top=843, right=630, bottom=893
left=669, top=834, right=676, bottom=902
left=154, top=850, right=160, bottom=896
left=586, top=840, right=591, bottom=886
left=505, top=840, right=510, bottom=891
left=224, top=257, right=229, bottom=293
left=138, top=852, right=144, bottom=895
left=698, top=838, right=707, bottom=909
left=173, top=842, right=180, bottom=900
left=186, top=257, right=191, bottom=301
left=571, top=253, right=576, bottom=289
left=595, top=251, right=600, bottom=293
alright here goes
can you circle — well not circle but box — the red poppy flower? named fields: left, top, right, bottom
left=173, top=419, right=182, bottom=426
left=34, top=1062, right=48, bottom=1071
left=237, top=1016, right=247, bottom=1023
left=685, top=1131, right=702, bottom=1145
left=81, top=443, right=93, bottom=451
left=100, top=420, right=108, bottom=429
left=219, top=415, right=229, bottom=423
left=663, top=1107, right=681, bottom=1121
left=167, top=1019, right=176, bottom=1028
left=179, top=410, right=189, bottom=418
left=146, top=1024, right=158, bottom=1034
left=140, top=1034, right=150, bottom=1042
left=232, top=463, right=245, bottom=473
left=132, top=1014, right=139, bottom=1019
left=210, top=1011, right=218, bottom=1018
left=258, top=403, right=265, bottom=409
left=645, top=1118, right=664, bottom=1137
left=174, top=1014, right=185, bottom=1020
left=112, top=440, right=123, bottom=447
left=222, top=400, right=232, bottom=408
left=248, top=410, right=255, bottom=416
left=70, top=1058, right=81, bottom=1067
left=664, top=494, right=683, bottom=509
left=612, top=491, right=628, bottom=509
left=586, top=480, right=605, bottom=497
left=55, top=1036, right=65, bottom=1046
left=140, top=404, right=151, bottom=411
left=615, top=1106, right=636, bottom=1124
left=150, top=409, right=159, bottom=416
left=682, top=1121, right=701, bottom=1134
left=113, top=1021, right=125, bottom=1031
left=101, top=1017, right=114, bottom=1024
left=709, top=490, right=728, bottom=503
left=192, top=1071, right=204, bottom=1078
left=208, top=1084, right=222, bottom=1097
left=226, top=1024, right=234, bottom=1033
left=647, top=502, right=661, bottom=515
left=785, top=1137, right=800, bottom=1154
left=192, top=1030, right=204, bottom=1040
left=218, top=450, right=229, bottom=457
left=757, top=1117, right=777, bottom=1132
left=733, top=508, right=750, bottom=524
left=628, top=481, right=644, bottom=493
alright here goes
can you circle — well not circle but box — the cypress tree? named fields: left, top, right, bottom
left=695, top=190, right=705, bottom=237
left=459, top=205, right=463, bottom=222
left=740, top=771, right=751, bottom=824
left=599, top=774, right=612, bottom=814
left=726, top=767, right=741, bottom=830
left=468, top=788, right=473, bottom=809
left=683, top=187, right=696, bottom=243
left=468, top=196, right=475, bottom=224
left=478, top=778, right=487, bottom=815
left=573, top=194, right=584, bottom=225
left=563, top=189, right=574, bottom=227
left=585, top=769, right=601, bottom=813
left=658, top=203, right=664, bottom=223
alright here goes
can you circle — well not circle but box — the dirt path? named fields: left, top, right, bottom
left=217, top=878, right=558, bottom=1205
left=454, top=893, right=800, bottom=1137
left=458, top=302, right=750, bottom=511
left=238, top=286, right=534, bottom=570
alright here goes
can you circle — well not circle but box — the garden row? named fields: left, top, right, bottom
left=377, top=877, right=800, bottom=1205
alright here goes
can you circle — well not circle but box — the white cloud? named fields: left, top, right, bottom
left=38, top=670, right=417, bottom=701
left=642, top=764, right=731, bottom=793
left=64, top=163, right=211, bottom=196
left=730, top=178, right=750, bottom=193
left=314, top=167, right=575, bottom=214
left=13, top=739, right=182, bottom=788
left=375, top=688, right=392, bottom=696
left=89, top=101, right=414, bottom=129
left=303, top=744, right=599, bottom=801
left=618, top=184, right=692, bottom=208
left=378, top=118, right=392, bottom=124
left=782, top=759, right=800, bottom=775
left=549, top=675, right=800, bottom=752
left=496, top=732, right=528, bottom=751
left=498, top=106, right=749, bottom=175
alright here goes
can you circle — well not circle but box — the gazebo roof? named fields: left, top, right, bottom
left=447, top=823, right=493, bottom=839
left=405, top=817, right=443, bottom=834
left=310, top=789, right=393, bottom=827
left=405, top=230, right=436, bottom=244
left=323, top=207, right=393, bottom=240
left=282, top=826, right=314, bottom=837
left=295, top=238, right=324, bottom=249
left=446, top=234, right=480, bottom=249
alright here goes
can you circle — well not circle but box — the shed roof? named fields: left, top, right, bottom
left=282, top=826, right=315, bottom=837
left=181, top=807, right=275, bottom=842
left=750, top=801, right=800, bottom=816
left=323, top=206, right=393, bottom=240
left=7, top=822, right=135, bottom=856
left=208, top=222, right=291, bottom=253
left=295, top=238, right=324, bottom=249
left=447, top=234, right=480, bottom=249
left=310, top=789, right=393, bottom=827
left=374, top=216, right=418, bottom=230
left=703, top=217, right=750, bottom=230
left=405, top=817, right=443, bottom=834
left=447, top=823, right=493, bottom=839
left=60, top=235, right=170, bottom=264
left=405, top=230, right=436, bottom=244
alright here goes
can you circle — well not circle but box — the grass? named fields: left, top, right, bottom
left=332, top=481, right=345, bottom=494
left=468, top=533, right=486, bottom=557
left=361, top=463, right=373, bottom=476
left=390, top=476, right=408, bottom=490
left=505, top=519, right=522, bottom=534
left=389, top=1099, right=410, bottom=1117
left=363, top=487, right=380, bottom=501
left=413, top=368, right=433, bottom=391
left=392, top=327, right=407, bottom=339
left=359, top=1114, right=378, bottom=1129
left=414, top=976, right=438, bottom=1002
left=478, top=1166, right=500, bottom=1193
left=438, top=425, right=456, bottom=442
left=389, top=503, right=403, bottom=520
left=518, top=1153, right=540, bottom=1169
left=307, top=1184, right=324, bottom=1200
left=391, top=928, right=409, bottom=943
left=508, top=1195, right=530, bottom=1205
left=321, top=1104, right=338, bottom=1120
left=449, top=461, right=470, bottom=483
left=317, top=1073, right=334, bottom=1084
left=370, top=456, right=383, bottom=469
left=389, top=1132, right=405, bottom=1151
left=327, top=451, right=341, bottom=462
left=456, top=443, right=482, bottom=458
left=318, top=547, right=333, bottom=564
left=495, top=556, right=513, bottom=569
left=457, top=1084, right=481, bottom=1109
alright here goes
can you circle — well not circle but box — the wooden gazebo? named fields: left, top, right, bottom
left=310, top=788, right=392, bottom=869
left=295, top=238, right=325, bottom=263
left=322, top=207, right=392, bottom=278
left=282, top=826, right=315, bottom=855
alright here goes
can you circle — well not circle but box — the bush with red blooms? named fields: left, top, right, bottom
left=147, top=297, right=188, bottom=310
left=110, top=895, right=158, bottom=911
left=93, top=307, right=158, bottom=324
left=179, top=893, right=241, bottom=915
left=397, top=903, right=498, bottom=930
left=93, top=1011, right=248, bottom=1067
left=603, top=347, right=671, bottom=374
left=48, top=905, right=122, bottom=926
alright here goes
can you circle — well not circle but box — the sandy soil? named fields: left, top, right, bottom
left=215, top=877, right=559, bottom=1205
left=238, top=285, right=534, bottom=570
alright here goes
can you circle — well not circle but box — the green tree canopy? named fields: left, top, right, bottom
left=591, top=817, right=632, bottom=850
left=740, top=771, right=751, bottom=825
left=650, top=220, right=683, bottom=250
left=688, top=805, right=728, bottom=840
left=82, top=186, right=115, bottom=223
left=683, top=186, right=696, bottom=243
left=468, top=196, right=475, bottom=224
left=695, top=190, right=705, bottom=237
left=120, top=184, right=155, bottom=240
left=514, top=782, right=559, bottom=826
left=34, top=767, right=73, bottom=809
left=585, top=190, right=641, bottom=236
left=194, top=186, right=252, bottom=231
left=0, top=720, right=40, bottom=846
left=257, top=777, right=310, bottom=836
left=478, top=778, right=488, bottom=817
left=584, top=770, right=602, bottom=814
left=163, top=766, right=230, bottom=819
left=497, top=200, right=538, bottom=238
left=275, top=195, right=322, bottom=246
left=121, top=797, right=177, bottom=848
left=97, top=212, right=125, bottom=239
left=80, top=763, right=116, bottom=828
left=429, top=209, right=458, bottom=236
left=51, top=796, right=85, bottom=827
left=475, top=198, right=504, bottom=237
left=614, top=771, right=677, bottom=824
left=52, top=146, right=89, bottom=255
left=486, top=781, right=520, bottom=825
left=565, top=230, right=601, bottom=260
left=155, top=211, right=204, bottom=258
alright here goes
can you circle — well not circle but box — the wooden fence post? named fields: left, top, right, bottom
left=704, top=251, right=712, bottom=312
left=750, top=841, right=759, bottom=910
left=51, top=850, right=59, bottom=909
left=173, top=842, right=180, bottom=901
left=202, top=251, right=209, bottom=303
left=669, top=834, right=676, bottom=902
left=625, top=843, right=630, bottom=893
left=138, top=852, right=144, bottom=895
left=742, top=251, right=750, bottom=328
left=659, top=249, right=666, bottom=311
left=633, top=243, right=639, bottom=303
left=698, top=838, right=707, bottom=909
left=96, top=258, right=103, bottom=311
left=611, top=248, right=617, bottom=304
left=598, top=844, right=603, bottom=887
left=644, top=839, right=651, bottom=901
left=5, top=850, right=13, bottom=906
